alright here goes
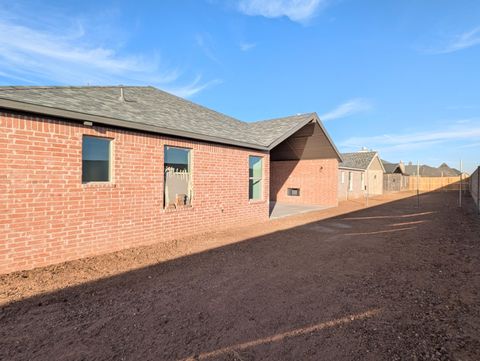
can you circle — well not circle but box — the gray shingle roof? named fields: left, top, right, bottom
left=381, top=160, right=406, bottom=174
left=0, top=86, right=319, bottom=150
left=247, top=113, right=316, bottom=147
left=382, top=161, right=398, bottom=173
left=339, top=151, right=378, bottom=170
left=404, top=163, right=461, bottom=177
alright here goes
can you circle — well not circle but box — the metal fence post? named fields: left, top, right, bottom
left=477, top=166, right=480, bottom=215
left=459, top=160, right=462, bottom=208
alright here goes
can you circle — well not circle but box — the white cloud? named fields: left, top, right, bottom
left=240, top=42, right=256, bottom=51
left=237, top=0, right=327, bottom=24
left=0, top=10, right=219, bottom=97
left=320, top=98, right=373, bottom=121
left=339, top=123, right=480, bottom=153
left=429, top=26, right=480, bottom=54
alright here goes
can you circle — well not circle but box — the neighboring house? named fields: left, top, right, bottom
left=404, top=162, right=463, bottom=177
left=0, top=86, right=341, bottom=274
left=382, top=160, right=409, bottom=193
left=381, top=160, right=406, bottom=174
left=338, top=151, right=385, bottom=200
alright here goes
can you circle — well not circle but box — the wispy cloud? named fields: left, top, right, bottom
left=339, top=122, right=480, bottom=153
left=164, top=76, right=223, bottom=98
left=239, top=42, right=256, bottom=51
left=320, top=98, right=373, bottom=121
left=0, top=8, right=219, bottom=97
left=428, top=26, right=480, bottom=54
left=237, top=0, right=327, bottom=24
left=195, top=33, right=221, bottom=63
left=460, top=141, right=480, bottom=149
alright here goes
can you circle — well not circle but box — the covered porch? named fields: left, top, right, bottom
left=268, top=115, right=341, bottom=218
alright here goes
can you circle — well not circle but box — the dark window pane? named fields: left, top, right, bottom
left=249, top=179, right=262, bottom=200
left=82, top=136, right=110, bottom=182
left=249, top=156, right=262, bottom=178
left=287, top=188, right=300, bottom=196
left=165, top=146, right=190, bottom=172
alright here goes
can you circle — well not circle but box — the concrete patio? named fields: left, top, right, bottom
left=269, top=201, right=330, bottom=219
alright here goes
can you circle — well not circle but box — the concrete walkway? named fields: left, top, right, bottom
left=269, top=202, right=329, bottom=219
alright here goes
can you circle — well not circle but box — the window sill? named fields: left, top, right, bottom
left=249, top=199, right=266, bottom=204
left=82, top=182, right=116, bottom=188
left=163, top=205, right=194, bottom=213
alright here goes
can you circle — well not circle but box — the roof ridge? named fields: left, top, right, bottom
left=250, top=112, right=316, bottom=124
left=149, top=87, right=246, bottom=125
left=0, top=85, right=152, bottom=91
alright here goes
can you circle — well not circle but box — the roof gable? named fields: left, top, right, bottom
left=339, top=151, right=380, bottom=170
left=270, top=120, right=342, bottom=161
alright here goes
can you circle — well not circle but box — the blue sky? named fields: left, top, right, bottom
left=0, top=0, right=479, bottom=172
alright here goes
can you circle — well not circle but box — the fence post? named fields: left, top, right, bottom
left=416, top=161, right=420, bottom=208
left=477, top=166, right=480, bottom=215
left=459, top=161, right=463, bottom=208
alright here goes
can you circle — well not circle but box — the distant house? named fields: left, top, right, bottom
left=404, top=162, right=462, bottom=177
left=338, top=151, right=385, bottom=200
left=382, top=160, right=409, bottom=193
left=381, top=160, right=406, bottom=175
left=0, top=86, right=341, bottom=274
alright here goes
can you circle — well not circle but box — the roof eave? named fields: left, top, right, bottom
left=366, top=152, right=386, bottom=172
left=314, top=114, right=343, bottom=162
left=265, top=115, right=314, bottom=150
left=266, top=113, right=343, bottom=162
left=339, top=166, right=365, bottom=171
left=0, top=98, right=269, bottom=151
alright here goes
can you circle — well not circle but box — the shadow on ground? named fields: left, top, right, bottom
left=1, top=192, right=479, bottom=361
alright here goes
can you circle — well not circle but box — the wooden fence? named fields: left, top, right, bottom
left=408, top=176, right=466, bottom=192
left=383, top=174, right=410, bottom=193
left=470, top=167, right=479, bottom=213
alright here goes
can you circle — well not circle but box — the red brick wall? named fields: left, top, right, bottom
left=270, top=159, right=338, bottom=206
left=0, top=111, right=269, bottom=274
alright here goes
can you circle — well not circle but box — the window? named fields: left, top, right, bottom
left=361, top=173, right=365, bottom=190
left=82, top=136, right=111, bottom=183
left=348, top=172, right=353, bottom=191
left=249, top=156, right=263, bottom=200
left=164, top=146, right=192, bottom=208
left=341, top=171, right=345, bottom=184
left=287, top=188, right=300, bottom=196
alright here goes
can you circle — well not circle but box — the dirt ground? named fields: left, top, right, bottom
left=1, top=191, right=479, bottom=361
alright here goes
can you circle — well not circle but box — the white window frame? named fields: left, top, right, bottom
left=348, top=172, right=353, bottom=191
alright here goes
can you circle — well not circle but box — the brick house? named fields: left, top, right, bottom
left=0, top=86, right=341, bottom=274
left=338, top=150, right=385, bottom=201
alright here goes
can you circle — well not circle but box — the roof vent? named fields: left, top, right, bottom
left=358, top=146, right=369, bottom=152
left=119, top=86, right=125, bottom=102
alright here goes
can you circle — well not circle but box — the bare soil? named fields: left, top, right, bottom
left=1, top=191, right=479, bottom=361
